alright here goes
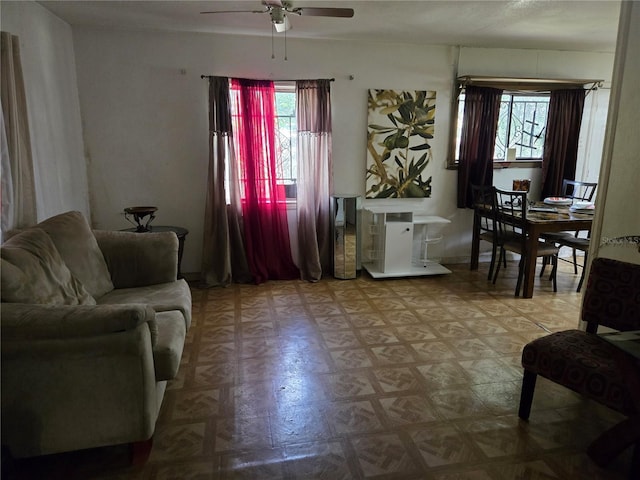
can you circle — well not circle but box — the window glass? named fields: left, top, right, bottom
left=275, top=87, right=297, bottom=198
left=454, top=91, right=550, bottom=163
left=226, top=82, right=298, bottom=201
left=495, top=94, right=549, bottom=161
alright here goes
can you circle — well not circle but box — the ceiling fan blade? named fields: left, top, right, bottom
left=200, top=10, right=266, bottom=14
left=263, top=0, right=284, bottom=7
left=292, top=7, right=354, bottom=18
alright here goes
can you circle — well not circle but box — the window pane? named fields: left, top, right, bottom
left=275, top=90, right=297, bottom=197
left=226, top=85, right=298, bottom=201
left=454, top=90, right=549, bottom=164
left=494, top=95, right=511, bottom=161
left=509, top=95, right=548, bottom=160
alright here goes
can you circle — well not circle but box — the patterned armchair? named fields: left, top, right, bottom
left=518, top=257, right=640, bottom=474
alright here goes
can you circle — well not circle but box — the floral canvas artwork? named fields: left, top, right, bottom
left=366, top=89, right=436, bottom=198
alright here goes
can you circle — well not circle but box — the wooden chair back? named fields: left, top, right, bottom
left=563, top=179, right=597, bottom=202
left=470, top=184, right=495, bottom=235
left=493, top=188, right=527, bottom=241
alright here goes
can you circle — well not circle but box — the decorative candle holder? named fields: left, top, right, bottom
left=124, top=206, right=157, bottom=232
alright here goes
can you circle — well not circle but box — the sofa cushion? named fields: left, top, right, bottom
left=93, top=230, right=178, bottom=289
left=36, top=211, right=114, bottom=298
left=97, top=279, right=192, bottom=329
left=1, top=228, right=96, bottom=305
left=153, top=311, right=186, bottom=381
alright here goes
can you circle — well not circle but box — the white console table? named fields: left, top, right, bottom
left=362, top=205, right=451, bottom=278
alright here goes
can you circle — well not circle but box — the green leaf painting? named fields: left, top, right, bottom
left=366, top=89, right=436, bottom=198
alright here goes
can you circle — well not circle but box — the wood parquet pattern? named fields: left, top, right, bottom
left=6, top=261, right=633, bottom=479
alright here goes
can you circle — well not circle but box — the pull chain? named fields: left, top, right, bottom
left=284, top=28, right=288, bottom=61
left=270, top=22, right=288, bottom=61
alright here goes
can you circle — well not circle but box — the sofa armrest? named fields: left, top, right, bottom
left=1, top=319, right=160, bottom=458
left=93, top=230, right=178, bottom=288
left=1, top=303, right=157, bottom=341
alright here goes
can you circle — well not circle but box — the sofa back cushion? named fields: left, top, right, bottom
left=35, top=211, right=114, bottom=298
left=1, top=228, right=96, bottom=305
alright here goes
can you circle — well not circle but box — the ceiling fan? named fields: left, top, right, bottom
left=200, top=0, right=354, bottom=33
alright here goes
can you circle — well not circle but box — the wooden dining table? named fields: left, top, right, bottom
left=471, top=203, right=594, bottom=298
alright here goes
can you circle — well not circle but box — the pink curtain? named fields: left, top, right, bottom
left=230, top=78, right=299, bottom=284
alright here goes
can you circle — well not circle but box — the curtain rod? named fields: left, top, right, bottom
left=457, top=75, right=603, bottom=91
left=201, top=75, right=335, bottom=82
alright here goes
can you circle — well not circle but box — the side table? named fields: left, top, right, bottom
left=120, top=226, right=189, bottom=279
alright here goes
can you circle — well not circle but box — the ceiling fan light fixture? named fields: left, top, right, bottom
left=274, top=21, right=288, bottom=32
left=272, top=12, right=290, bottom=32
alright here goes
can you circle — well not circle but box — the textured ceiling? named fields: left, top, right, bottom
left=38, top=0, right=621, bottom=53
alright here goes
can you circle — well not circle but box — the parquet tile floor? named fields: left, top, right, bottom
left=6, top=261, right=634, bottom=479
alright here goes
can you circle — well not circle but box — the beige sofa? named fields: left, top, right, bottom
left=1, top=211, right=191, bottom=459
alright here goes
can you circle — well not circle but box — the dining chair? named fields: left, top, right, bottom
left=492, top=188, right=559, bottom=296
left=519, top=257, right=640, bottom=477
left=562, top=178, right=597, bottom=202
left=541, top=236, right=590, bottom=292
left=471, top=184, right=500, bottom=280
left=541, top=179, right=597, bottom=290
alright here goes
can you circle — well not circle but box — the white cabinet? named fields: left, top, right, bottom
left=363, top=206, right=451, bottom=278
left=382, top=220, right=414, bottom=273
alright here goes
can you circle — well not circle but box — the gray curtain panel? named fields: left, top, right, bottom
left=200, top=76, right=250, bottom=287
left=296, top=79, right=333, bottom=281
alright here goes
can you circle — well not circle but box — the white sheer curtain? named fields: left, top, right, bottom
left=1, top=31, right=36, bottom=238
left=296, top=79, right=333, bottom=281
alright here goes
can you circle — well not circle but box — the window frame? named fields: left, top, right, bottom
left=446, top=76, right=601, bottom=170
left=226, top=81, right=298, bottom=203
left=274, top=82, right=297, bottom=199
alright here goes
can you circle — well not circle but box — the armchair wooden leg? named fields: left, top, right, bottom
left=577, top=251, right=588, bottom=293
left=586, top=415, right=640, bottom=468
left=630, top=442, right=640, bottom=480
left=131, top=437, right=153, bottom=466
left=1, top=446, right=15, bottom=480
left=518, top=370, right=537, bottom=420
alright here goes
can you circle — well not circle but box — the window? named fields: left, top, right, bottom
left=454, top=90, right=550, bottom=163
left=274, top=83, right=297, bottom=198
left=227, top=81, right=298, bottom=201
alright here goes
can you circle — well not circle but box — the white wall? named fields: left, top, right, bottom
left=1, top=1, right=90, bottom=221
left=590, top=0, right=640, bottom=265
left=70, top=28, right=615, bottom=274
